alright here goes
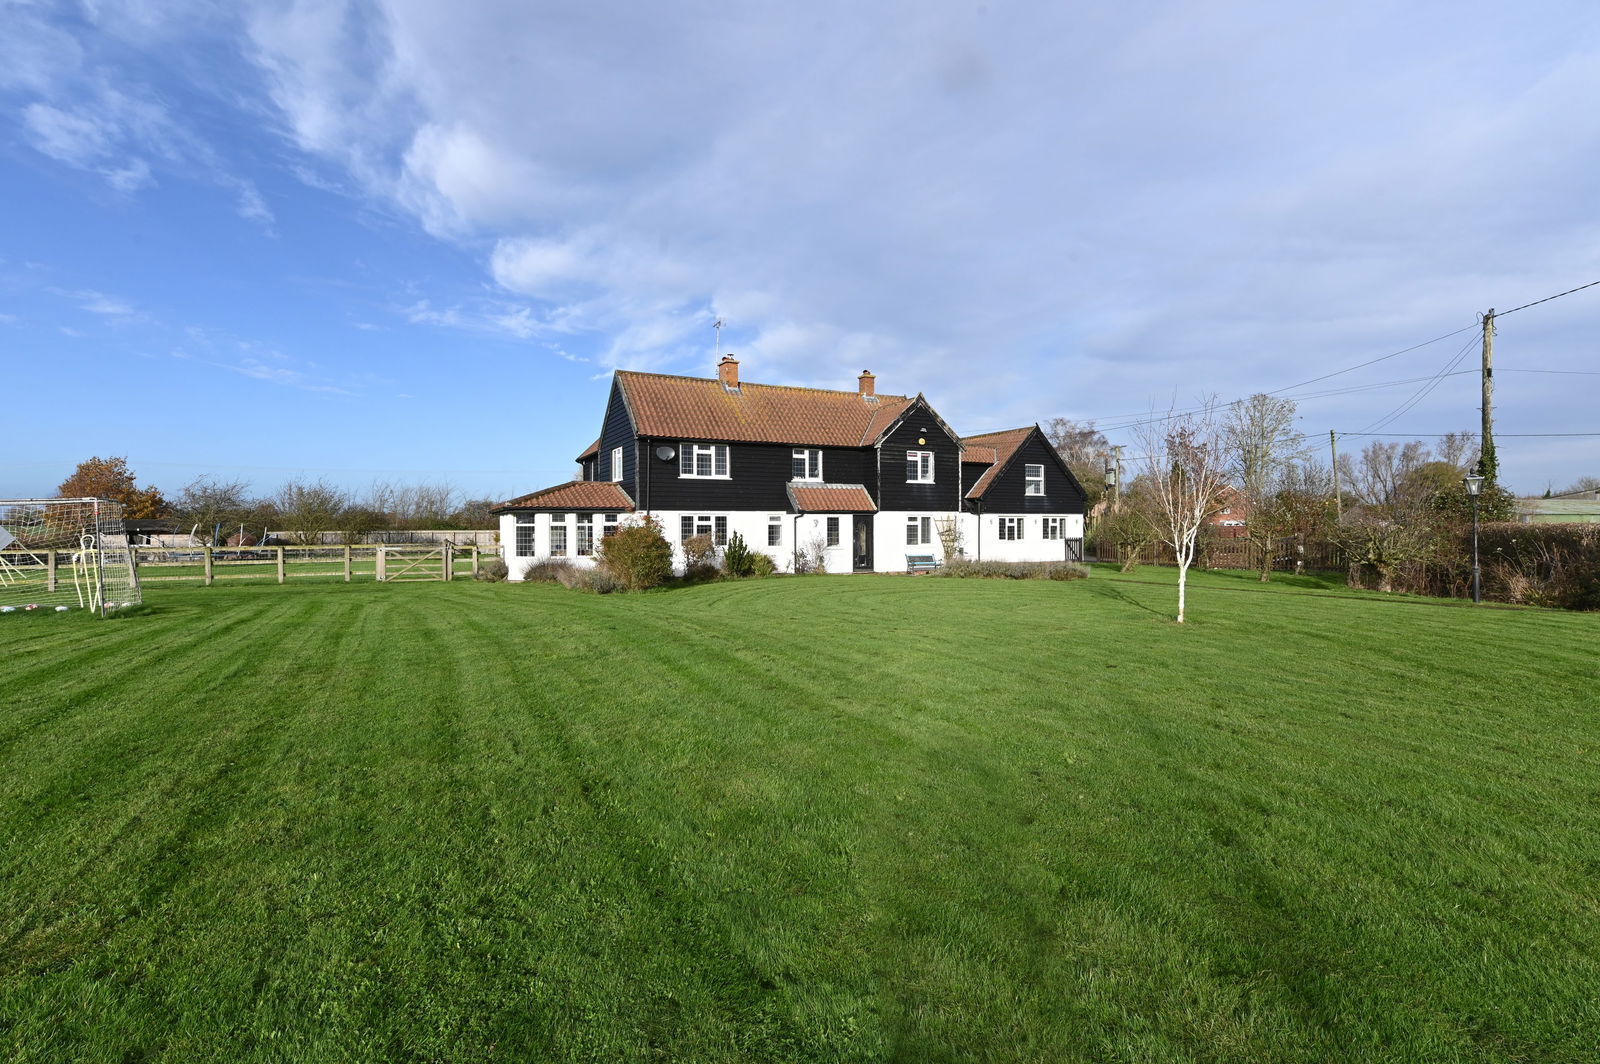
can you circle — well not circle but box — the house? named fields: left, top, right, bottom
left=1204, top=487, right=1249, bottom=538
left=493, top=357, right=1087, bottom=576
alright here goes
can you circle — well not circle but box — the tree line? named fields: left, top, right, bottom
left=55, top=457, right=500, bottom=545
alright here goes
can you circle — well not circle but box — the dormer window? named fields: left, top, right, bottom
left=681, top=443, right=730, bottom=478
left=791, top=448, right=822, bottom=481
left=1025, top=464, right=1044, bottom=496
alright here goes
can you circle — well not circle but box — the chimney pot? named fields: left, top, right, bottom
left=858, top=370, right=875, bottom=396
left=718, top=355, right=740, bottom=389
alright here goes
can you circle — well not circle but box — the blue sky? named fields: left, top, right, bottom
left=3, top=0, right=1597, bottom=503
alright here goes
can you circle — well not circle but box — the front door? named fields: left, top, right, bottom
left=852, top=515, right=874, bottom=572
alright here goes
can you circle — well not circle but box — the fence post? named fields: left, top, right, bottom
left=47, top=550, right=57, bottom=592
left=444, top=543, right=454, bottom=581
left=376, top=548, right=386, bottom=582
left=276, top=546, right=286, bottom=584
left=471, top=546, right=480, bottom=578
left=344, top=544, right=352, bottom=583
left=204, top=546, right=214, bottom=587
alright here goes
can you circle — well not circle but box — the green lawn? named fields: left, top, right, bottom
left=2, top=570, right=1597, bottom=1062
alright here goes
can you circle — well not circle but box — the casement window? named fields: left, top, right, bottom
left=514, top=518, right=537, bottom=557
left=681, top=442, right=729, bottom=478
left=791, top=448, right=823, bottom=481
left=602, top=514, right=619, bottom=538
left=768, top=515, right=782, bottom=547
left=998, top=517, right=1023, bottom=541
left=906, top=450, right=934, bottom=483
left=611, top=447, right=624, bottom=482
left=1025, top=464, right=1044, bottom=496
left=906, top=515, right=932, bottom=546
left=576, top=514, right=595, bottom=557
left=549, top=516, right=569, bottom=557
left=826, top=516, right=840, bottom=547
left=1042, top=517, right=1064, bottom=540
left=679, top=514, right=728, bottom=546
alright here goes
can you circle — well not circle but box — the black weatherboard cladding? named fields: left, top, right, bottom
left=598, top=381, right=637, bottom=490
left=876, top=399, right=961, bottom=513
left=977, top=430, right=1088, bottom=515
left=644, top=442, right=876, bottom=512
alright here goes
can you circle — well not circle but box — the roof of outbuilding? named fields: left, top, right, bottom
left=786, top=483, right=878, bottom=513
left=960, top=426, right=1036, bottom=498
left=615, top=370, right=914, bottom=447
left=576, top=437, right=601, bottom=461
left=492, top=481, right=636, bottom=513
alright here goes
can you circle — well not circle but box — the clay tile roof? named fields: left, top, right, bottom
left=786, top=483, right=878, bottom=513
left=576, top=437, right=601, bottom=461
left=492, top=481, right=635, bottom=513
left=616, top=371, right=913, bottom=446
left=961, top=426, right=1037, bottom=499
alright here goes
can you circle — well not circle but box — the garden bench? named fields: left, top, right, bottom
left=906, top=554, right=942, bottom=574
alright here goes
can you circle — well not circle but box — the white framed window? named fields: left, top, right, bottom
left=611, top=447, right=624, bottom=482
left=768, top=515, right=782, bottom=546
left=907, top=450, right=934, bottom=483
left=681, top=442, right=729, bottom=478
left=999, top=517, right=1023, bottom=541
left=1042, top=517, right=1064, bottom=540
left=906, top=516, right=932, bottom=546
left=826, top=516, right=840, bottom=546
left=679, top=514, right=728, bottom=546
left=549, top=516, right=569, bottom=557
left=602, top=514, right=619, bottom=538
left=791, top=448, right=822, bottom=481
left=514, top=518, right=537, bottom=557
left=1025, top=464, right=1044, bottom=496
left=576, top=513, right=595, bottom=557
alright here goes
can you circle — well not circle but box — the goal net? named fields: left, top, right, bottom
left=0, top=498, right=141, bottom=615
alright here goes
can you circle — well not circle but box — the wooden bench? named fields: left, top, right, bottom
left=906, top=554, right=942, bottom=574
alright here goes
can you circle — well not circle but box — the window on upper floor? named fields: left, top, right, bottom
left=1025, top=464, right=1044, bottom=496
left=611, top=447, right=624, bottom=482
left=999, top=517, right=1023, bottom=540
left=791, top=448, right=822, bottom=481
left=907, top=450, right=934, bottom=483
left=681, top=443, right=729, bottom=478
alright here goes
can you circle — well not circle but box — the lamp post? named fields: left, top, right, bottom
left=1463, top=473, right=1484, bottom=604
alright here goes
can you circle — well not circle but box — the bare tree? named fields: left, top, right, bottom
left=1132, top=399, right=1230, bottom=623
left=275, top=479, right=350, bottom=545
left=1224, top=394, right=1310, bottom=582
left=174, top=476, right=255, bottom=545
left=1434, top=431, right=1479, bottom=472
left=1045, top=417, right=1110, bottom=507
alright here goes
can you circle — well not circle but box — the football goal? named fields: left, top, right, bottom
left=0, top=498, right=141, bottom=616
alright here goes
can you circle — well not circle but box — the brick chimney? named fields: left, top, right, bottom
left=858, top=370, right=875, bottom=397
left=718, top=355, right=740, bottom=390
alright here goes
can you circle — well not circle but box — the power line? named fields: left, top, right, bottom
left=1497, top=278, right=1600, bottom=317
left=1352, top=333, right=1481, bottom=436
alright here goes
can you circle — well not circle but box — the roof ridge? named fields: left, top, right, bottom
left=616, top=368, right=910, bottom=402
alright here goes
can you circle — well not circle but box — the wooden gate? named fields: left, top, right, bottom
left=376, top=545, right=454, bottom=582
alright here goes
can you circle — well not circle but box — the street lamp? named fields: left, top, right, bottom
left=1463, top=473, right=1484, bottom=604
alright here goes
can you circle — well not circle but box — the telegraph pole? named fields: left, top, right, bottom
left=1479, top=308, right=1496, bottom=481
left=1112, top=445, right=1124, bottom=507
left=1330, top=430, right=1341, bottom=519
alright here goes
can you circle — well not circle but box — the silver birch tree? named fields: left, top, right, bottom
left=1133, top=399, right=1230, bottom=623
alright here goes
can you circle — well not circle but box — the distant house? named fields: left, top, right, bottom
left=1205, top=488, right=1250, bottom=538
left=493, top=357, right=1088, bottom=576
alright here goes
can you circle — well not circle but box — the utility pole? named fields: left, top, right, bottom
left=1113, top=445, right=1124, bottom=507
left=1479, top=308, right=1496, bottom=482
left=1330, top=430, right=1341, bottom=519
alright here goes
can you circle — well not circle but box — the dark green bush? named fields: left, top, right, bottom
left=722, top=532, right=755, bottom=578
left=749, top=553, right=777, bottom=578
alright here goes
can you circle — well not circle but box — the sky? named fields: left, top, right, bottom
left=2, top=0, right=1597, bottom=505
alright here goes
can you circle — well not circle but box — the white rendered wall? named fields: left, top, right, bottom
left=963, top=513, right=1085, bottom=563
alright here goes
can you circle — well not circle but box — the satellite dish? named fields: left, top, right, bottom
left=655, top=445, right=676, bottom=461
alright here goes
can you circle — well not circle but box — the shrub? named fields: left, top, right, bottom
left=555, top=566, right=620, bottom=594
left=722, top=532, right=755, bottom=578
left=791, top=536, right=828, bottom=575
left=1477, top=523, right=1600, bottom=610
left=930, top=559, right=1089, bottom=580
left=596, top=518, right=673, bottom=591
left=682, top=534, right=719, bottom=581
left=749, top=553, right=777, bottom=578
left=522, top=558, right=577, bottom=583
left=476, top=556, right=509, bottom=582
